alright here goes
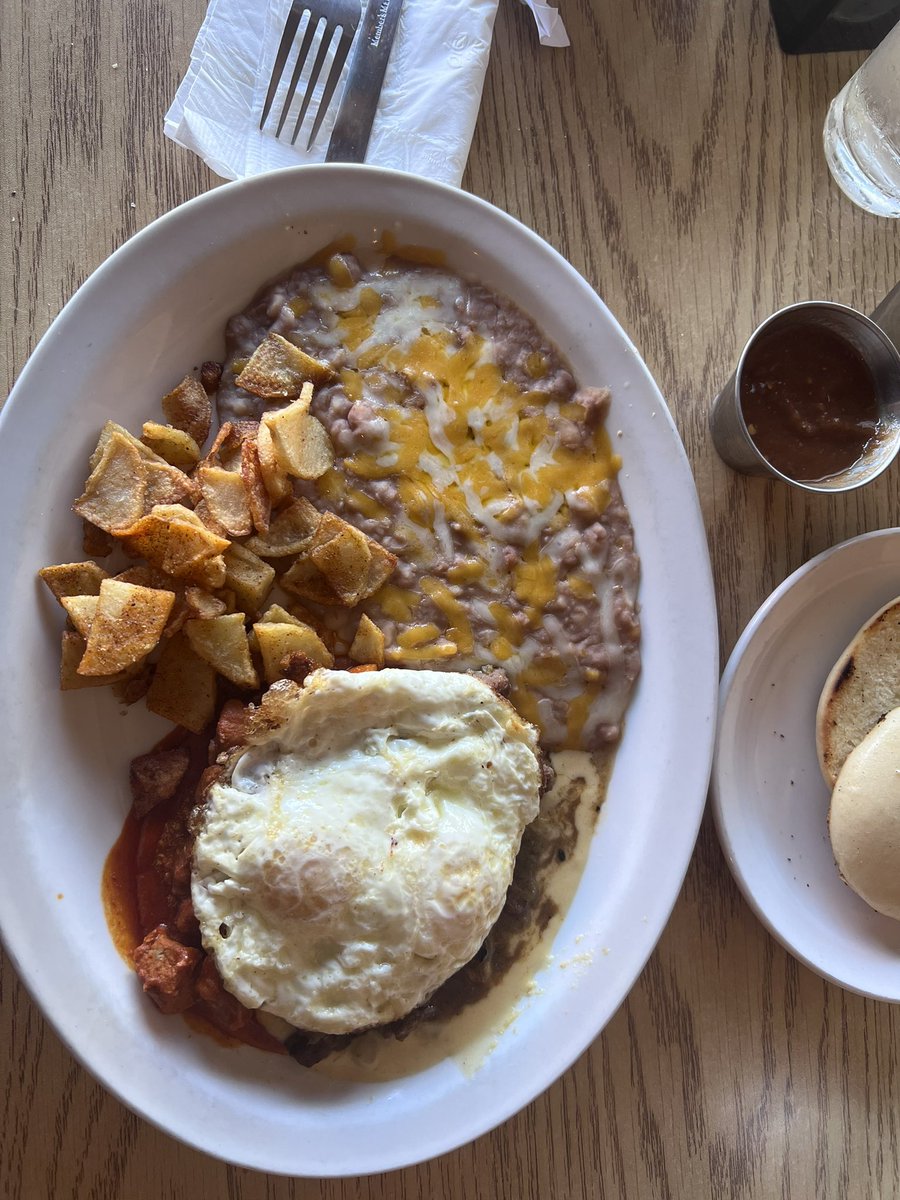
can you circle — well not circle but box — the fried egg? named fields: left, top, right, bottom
left=191, top=668, right=543, bottom=1035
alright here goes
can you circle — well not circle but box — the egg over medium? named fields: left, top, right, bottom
left=191, top=668, right=543, bottom=1035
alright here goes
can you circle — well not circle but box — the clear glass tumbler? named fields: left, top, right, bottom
left=823, top=19, right=900, bottom=217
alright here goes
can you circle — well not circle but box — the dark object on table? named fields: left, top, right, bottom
left=770, top=0, right=899, bottom=52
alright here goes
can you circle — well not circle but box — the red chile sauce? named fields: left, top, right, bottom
left=739, top=324, right=880, bottom=482
left=102, top=727, right=287, bottom=1056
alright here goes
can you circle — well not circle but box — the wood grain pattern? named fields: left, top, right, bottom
left=3, top=0, right=900, bottom=1195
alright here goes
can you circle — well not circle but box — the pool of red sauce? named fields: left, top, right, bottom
left=101, top=727, right=286, bottom=1056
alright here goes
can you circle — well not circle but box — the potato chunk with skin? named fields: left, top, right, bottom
left=184, top=613, right=259, bottom=689
left=240, top=436, right=271, bottom=534
left=78, top=579, right=176, bottom=675
left=255, top=422, right=292, bottom=503
left=349, top=614, right=385, bottom=666
left=83, top=421, right=197, bottom=515
left=61, top=594, right=99, bottom=639
left=237, top=333, right=335, bottom=399
left=280, top=556, right=340, bottom=606
left=244, top=497, right=320, bottom=558
left=309, top=516, right=372, bottom=606
left=259, top=603, right=306, bottom=627
left=120, top=504, right=230, bottom=582
left=261, top=397, right=334, bottom=481
left=141, top=422, right=201, bottom=469
left=161, top=375, right=212, bottom=447
left=197, top=466, right=253, bottom=538
left=223, top=543, right=275, bottom=615
left=59, top=631, right=131, bottom=690
left=254, top=620, right=333, bottom=682
left=146, top=632, right=217, bottom=733
left=74, top=431, right=147, bottom=533
left=39, top=561, right=109, bottom=603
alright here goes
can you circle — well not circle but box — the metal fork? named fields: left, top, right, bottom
left=259, top=0, right=362, bottom=150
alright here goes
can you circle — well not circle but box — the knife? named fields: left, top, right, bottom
left=325, top=0, right=404, bottom=163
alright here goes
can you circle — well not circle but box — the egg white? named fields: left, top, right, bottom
left=191, top=669, right=542, bottom=1034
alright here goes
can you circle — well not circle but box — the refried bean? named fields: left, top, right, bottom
left=217, top=246, right=641, bottom=751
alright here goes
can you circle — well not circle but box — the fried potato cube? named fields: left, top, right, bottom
left=82, top=521, right=114, bottom=558
left=129, top=746, right=190, bottom=819
left=255, top=422, right=292, bottom=504
left=201, top=421, right=246, bottom=473
left=146, top=632, right=217, bottom=732
left=113, top=564, right=172, bottom=589
left=59, top=631, right=132, bottom=690
left=185, top=586, right=227, bottom=620
left=61, top=594, right=99, bottom=639
left=192, top=554, right=227, bottom=591
left=240, top=436, right=271, bottom=535
left=164, top=585, right=228, bottom=638
left=197, top=466, right=253, bottom=538
left=143, top=459, right=198, bottom=509
left=112, top=664, right=154, bottom=706
left=261, top=401, right=334, bottom=481
left=244, top=496, right=320, bottom=558
left=184, top=613, right=259, bottom=689
left=280, top=556, right=340, bottom=605
left=363, top=539, right=398, bottom=598
left=78, top=579, right=176, bottom=675
left=223, top=543, right=275, bottom=615
left=141, top=422, right=201, bottom=470
left=237, top=333, right=335, bottom=400
left=254, top=620, right=333, bottom=683
left=40, top=561, right=109, bottom=603
left=120, top=504, right=230, bottom=582
left=192, top=498, right=228, bottom=539
left=215, top=587, right=238, bottom=614
left=349, top=614, right=385, bottom=666
left=309, top=516, right=372, bottom=606
left=74, top=430, right=147, bottom=533
left=259, top=603, right=305, bottom=627
left=88, top=420, right=199, bottom=508
left=161, top=375, right=212, bottom=447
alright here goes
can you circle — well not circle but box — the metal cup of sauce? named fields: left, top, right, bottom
left=709, top=284, right=900, bottom=492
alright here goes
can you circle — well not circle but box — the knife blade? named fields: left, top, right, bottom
left=325, top=0, right=404, bottom=163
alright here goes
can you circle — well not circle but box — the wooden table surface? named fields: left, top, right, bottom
left=4, top=0, right=900, bottom=1195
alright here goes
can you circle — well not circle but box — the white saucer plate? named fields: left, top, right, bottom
left=713, top=528, right=900, bottom=999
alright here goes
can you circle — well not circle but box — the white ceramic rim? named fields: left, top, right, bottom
left=0, top=164, right=718, bottom=1175
left=712, top=527, right=900, bottom=999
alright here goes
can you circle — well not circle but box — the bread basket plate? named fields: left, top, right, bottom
left=0, top=165, right=717, bottom=1175
left=713, top=528, right=900, bottom=999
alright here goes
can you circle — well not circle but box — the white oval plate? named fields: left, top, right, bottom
left=0, top=165, right=717, bottom=1175
left=713, top=528, right=900, bottom=999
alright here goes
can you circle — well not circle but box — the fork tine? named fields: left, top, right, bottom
left=289, top=23, right=338, bottom=146
left=260, top=1, right=304, bottom=130
left=275, top=14, right=319, bottom=139
left=305, top=26, right=354, bottom=150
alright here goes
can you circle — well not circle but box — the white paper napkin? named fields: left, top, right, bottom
left=164, top=0, right=569, bottom=187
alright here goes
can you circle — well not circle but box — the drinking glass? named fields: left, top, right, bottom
left=823, top=19, right=900, bottom=217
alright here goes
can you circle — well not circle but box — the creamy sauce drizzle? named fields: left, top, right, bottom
left=310, top=750, right=603, bottom=1081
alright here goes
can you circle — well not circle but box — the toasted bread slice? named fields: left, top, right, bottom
left=817, top=596, right=900, bottom=787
